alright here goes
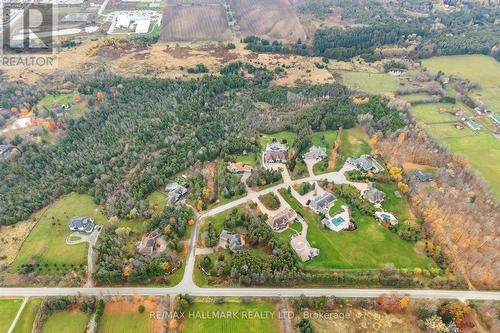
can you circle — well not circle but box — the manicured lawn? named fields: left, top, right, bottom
left=336, top=71, right=401, bottom=94
left=146, top=190, right=168, bottom=210
left=410, top=103, right=500, bottom=199
left=0, top=298, right=23, bottom=333
left=98, top=302, right=155, bottom=333
left=279, top=190, right=435, bottom=270
left=276, top=220, right=303, bottom=242
left=422, top=55, right=500, bottom=112
left=235, top=152, right=258, bottom=166
left=182, top=300, right=279, bottom=333
left=11, top=193, right=109, bottom=274
left=259, top=131, right=295, bottom=148
left=378, top=183, right=414, bottom=224
left=12, top=298, right=43, bottom=333
left=41, top=310, right=89, bottom=333
left=334, top=127, right=371, bottom=170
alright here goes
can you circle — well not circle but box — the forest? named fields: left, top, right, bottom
left=244, top=0, right=500, bottom=61
left=0, top=71, right=406, bottom=225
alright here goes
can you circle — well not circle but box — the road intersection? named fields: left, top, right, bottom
left=1, top=166, right=499, bottom=302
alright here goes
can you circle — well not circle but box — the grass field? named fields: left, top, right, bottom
left=259, top=131, right=295, bottom=149
left=336, top=71, right=401, bottom=95
left=41, top=310, right=89, bottom=333
left=181, top=300, right=279, bottom=333
left=98, top=300, right=156, bottom=333
left=399, top=93, right=433, bottom=102
left=279, top=189, right=434, bottom=270
left=12, top=298, right=42, bottom=333
left=201, top=205, right=245, bottom=235
left=37, top=94, right=88, bottom=118
left=11, top=193, right=109, bottom=273
left=334, top=127, right=371, bottom=170
left=410, top=103, right=500, bottom=198
left=411, top=103, right=457, bottom=123
left=422, top=55, right=500, bottom=112
left=0, top=298, right=22, bottom=333
left=276, top=220, right=303, bottom=242
left=235, top=152, right=258, bottom=166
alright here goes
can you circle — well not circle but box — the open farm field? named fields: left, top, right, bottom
left=231, top=0, right=306, bottom=42
left=160, top=4, right=231, bottom=41
left=309, top=307, right=420, bottom=333
left=10, top=193, right=109, bottom=273
left=181, top=300, right=279, bottom=333
left=41, top=310, right=89, bottom=333
left=98, top=298, right=160, bottom=333
left=410, top=103, right=500, bottom=199
left=12, top=298, right=43, bottom=333
left=422, top=55, right=500, bottom=112
left=0, top=298, right=23, bottom=333
left=336, top=70, right=401, bottom=95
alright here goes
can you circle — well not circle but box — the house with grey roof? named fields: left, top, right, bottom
left=137, top=228, right=162, bottom=256
left=309, top=192, right=336, bottom=214
left=415, top=170, right=433, bottom=182
left=68, top=217, right=95, bottom=233
left=165, top=183, right=187, bottom=205
left=269, top=208, right=297, bottom=231
left=362, top=182, right=386, bottom=204
left=303, top=146, right=327, bottom=161
left=218, top=230, right=245, bottom=253
left=0, top=145, right=17, bottom=158
left=347, top=155, right=383, bottom=173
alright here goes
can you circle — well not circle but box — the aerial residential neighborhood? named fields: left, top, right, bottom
left=0, top=0, right=499, bottom=332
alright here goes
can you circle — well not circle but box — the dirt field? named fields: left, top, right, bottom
left=231, top=0, right=306, bottom=42
left=2, top=39, right=374, bottom=87
left=309, top=308, right=421, bottom=333
left=160, top=4, right=232, bottom=41
left=99, top=297, right=163, bottom=333
left=0, top=220, right=36, bottom=266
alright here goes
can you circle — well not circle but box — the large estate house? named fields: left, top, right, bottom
left=137, top=228, right=162, bottom=256
left=347, top=155, right=383, bottom=173
left=269, top=208, right=297, bottom=231
left=68, top=217, right=95, bottom=233
left=218, top=230, right=245, bottom=253
left=264, top=142, right=288, bottom=164
left=165, top=182, right=188, bottom=205
left=362, top=182, right=386, bottom=204
left=303, top=146, right=327, bottom=161
left=309, top=192, right=336, bottom=214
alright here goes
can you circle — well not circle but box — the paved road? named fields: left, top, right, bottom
left=0, top=287, right=499, bottom=301
left=1, top=167, right=500, bottom=302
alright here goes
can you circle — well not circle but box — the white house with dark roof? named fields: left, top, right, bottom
left=68, top=217, right=95, bottom=233
left=165, top=183, right=187, bottom=205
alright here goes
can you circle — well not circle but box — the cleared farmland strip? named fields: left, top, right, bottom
left=160, top=5, right=231, bottom=41
left=231, top=0, right=306, bottom=42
